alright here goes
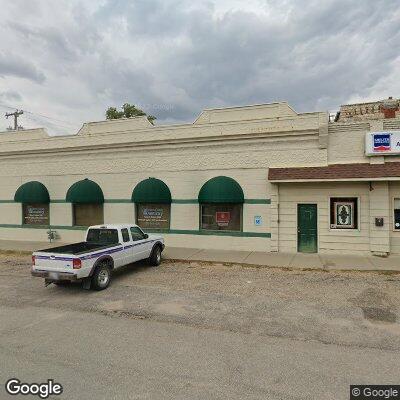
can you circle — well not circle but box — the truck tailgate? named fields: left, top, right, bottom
left=34, top=252, right=75, bottom=272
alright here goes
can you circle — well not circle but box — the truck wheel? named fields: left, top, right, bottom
left=149, top=245, right=162, bottom=266
left=91, top=263, right=112, bottom=291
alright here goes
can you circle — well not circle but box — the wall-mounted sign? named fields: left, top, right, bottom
left=23, top=204, right=49, bottom=225
left=216, top=211, right=230, bottom=227
left=254, top=216, right=262, bottom=226
left=365, top=131, right=400, bottom=155
left=137, top=203, right=170, bottom=229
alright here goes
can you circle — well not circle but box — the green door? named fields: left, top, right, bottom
left=297, top=204, right=318, bottom=253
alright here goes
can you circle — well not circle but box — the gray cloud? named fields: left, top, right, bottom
left=0, top=90, right=22, bottom=102
left=0, top=52, right=45, bottom=83
left=0, top=0, right=399, bottom=134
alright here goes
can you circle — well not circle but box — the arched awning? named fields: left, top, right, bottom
left=132, top=178, right=171, bottom=204
left=198, top=176, right=244, bottom=203
left=66, top=178, right=104, bottom=204
left=14, top=181, right=50, bottom=203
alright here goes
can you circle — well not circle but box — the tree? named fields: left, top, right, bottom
left=106, top=103, right=156, bottom=124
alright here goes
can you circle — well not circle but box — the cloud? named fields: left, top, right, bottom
left=0, top=52, right=45, bottom=83
left=0, top=0, right=399, bottom=135
left=0, top=90, right=22, bottom=102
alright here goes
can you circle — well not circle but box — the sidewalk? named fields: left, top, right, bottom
left=0, top=239, right=399, bottom=273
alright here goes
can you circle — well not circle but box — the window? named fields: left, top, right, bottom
left=87, top=229, right=119, bottom=244
left=394, top=199, right=400, bottom=230
left=121, top=228, right=130, bottom=242
left=73, top=204, right=104, bottom=226
left=136, top=203, right=170, bottom=230
left=23, top=203, right=49, bottom=225
left=200, top=203, right=242, bottom=231
left=130, top=226, right=146, bottom=241
left=330, top=197, right=358, bottom=229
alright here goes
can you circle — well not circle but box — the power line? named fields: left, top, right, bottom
left=0, top=101, right=80, bottom=131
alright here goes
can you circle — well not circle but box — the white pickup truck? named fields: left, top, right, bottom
left=31, top=224, right=165, bottom=290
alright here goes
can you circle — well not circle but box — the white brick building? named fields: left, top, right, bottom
left=2, top=99, right=400, bottom=255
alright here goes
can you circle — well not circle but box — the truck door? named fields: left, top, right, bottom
left=130, top=226, right=151, bottom=262
left=120, top=228, right=134, bottom=265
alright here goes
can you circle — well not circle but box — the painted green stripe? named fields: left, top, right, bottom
left=104, top=199, right=132, bottom=203
left=171, top=199, right=198, bottom=204
left=0, top=198, right=271, bottom=204
left=146, top=229, right=271, bottom=238
left=0, top=224, right=270, bottom=237
left=0, top=224, right=87, bottom=230
left=244, top=199, right=271, bottom=204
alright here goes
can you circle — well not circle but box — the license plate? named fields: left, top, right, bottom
left=48, top=272, right=59, bottom=280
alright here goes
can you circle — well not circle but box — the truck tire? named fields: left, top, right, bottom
left=149, top=245, right=162, bottom=266
left=91, top=263, right=112, bottom=291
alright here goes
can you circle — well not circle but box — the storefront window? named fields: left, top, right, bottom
left=394, top=199, right=400, bottom=230
left=136, top=203, right=170, bottom=230
left=73, top=204, right=104, bottom=226
left=330, top=197, right=358, bottom=229
left=23, top=203, right=49, bottom=225
left=200, top=203, right=242, bottom=231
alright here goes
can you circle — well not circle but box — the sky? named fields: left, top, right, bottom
left=0, top=0, right=399, bottom=135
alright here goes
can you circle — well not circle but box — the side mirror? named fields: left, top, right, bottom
left=144, top=234, right=149, bottom=239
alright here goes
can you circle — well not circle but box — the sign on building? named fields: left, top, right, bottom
left=216, top=211, right=230, bottom=227
left=365, top=131, right=400, bottom=155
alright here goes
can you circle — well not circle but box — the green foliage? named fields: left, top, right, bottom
left=106, top=103, right=156, bottom=124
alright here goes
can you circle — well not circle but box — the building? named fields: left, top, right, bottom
left=2, top=98, right=400, bottom=255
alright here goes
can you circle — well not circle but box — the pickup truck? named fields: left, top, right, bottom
left=31, top=224, right=165, bottom=290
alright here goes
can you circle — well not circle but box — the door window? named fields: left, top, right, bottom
left=130, top=226, right=146, bottom=241
left=121, top=228, right=130, bottom=242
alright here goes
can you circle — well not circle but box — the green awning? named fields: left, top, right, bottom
left=14, top=181, right=50, bottom=203
left=198, top=176, right=244, bottom=203
left=66, top=178, right=104, bottom=204
left=132, top=178, right=171, bottom=204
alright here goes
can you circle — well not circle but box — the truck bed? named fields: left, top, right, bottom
left=37, top=241, right=120, bottom=256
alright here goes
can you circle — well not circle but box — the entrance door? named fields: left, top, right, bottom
left=297, top=204, right=318, bottom=253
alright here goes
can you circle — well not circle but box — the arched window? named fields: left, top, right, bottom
left=66, top=178, right=104, bottom=226
left=14, top=181, right=50, bottom=226
left=198, top=176, right=244, bottom=232
left=132, top=178, right=171, bottom=230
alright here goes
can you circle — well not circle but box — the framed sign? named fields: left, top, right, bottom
left=136, top=203, right=170, bottom=229
left=216, top=211, right=230, bottom=227
left=23, top=203, right=49, bottom=225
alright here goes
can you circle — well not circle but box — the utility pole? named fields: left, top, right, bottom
left=5, top=110, right=23, bottom=131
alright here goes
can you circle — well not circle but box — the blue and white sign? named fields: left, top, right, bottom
left=373, top=133, right=391, bottom=152
left=366, top=131, right=400, bottom=155
left=254, top=216, right=262, bottom=226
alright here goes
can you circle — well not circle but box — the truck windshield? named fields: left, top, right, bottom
left=86, top=229, right=119, bottom=245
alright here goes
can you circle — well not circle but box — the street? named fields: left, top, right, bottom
left=0, top=253, right=400, bottom=399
